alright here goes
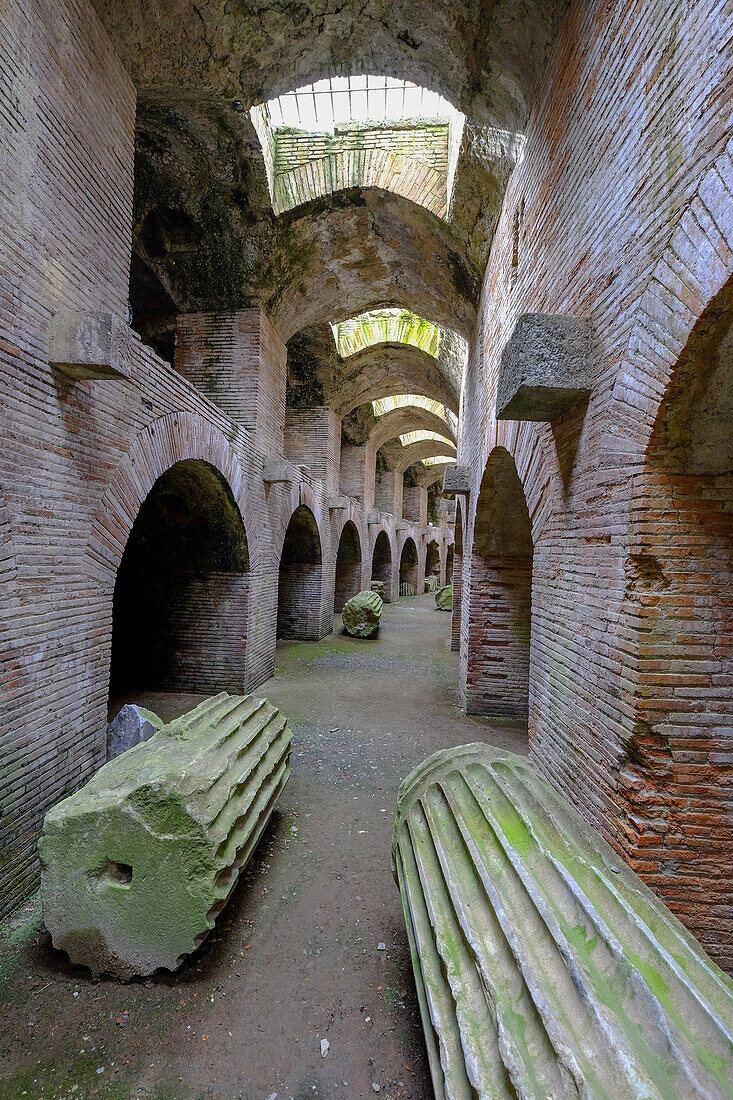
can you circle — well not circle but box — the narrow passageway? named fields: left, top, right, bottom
left=0, top=597, right=526, bottom=1100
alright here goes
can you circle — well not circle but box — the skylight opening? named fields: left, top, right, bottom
left=372, top=394, right=448, bottom=420
left=332, top=309, right=441, bottom=359
left=422, top=455, right=456, bottom=466
left=399, top=430, right=454, bottom=448
left=251, top=76, right=465, bottom=217
left=265, top=75, right=456, bottom=133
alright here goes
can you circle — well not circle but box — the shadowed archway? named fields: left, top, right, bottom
left=110, top=459, right=250, bottom=698
left=334, top=520, right=362, bottom=612
left=278, top=505, right=323, bottom=639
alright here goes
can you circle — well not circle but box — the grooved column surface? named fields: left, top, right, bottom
left=392, top=744, right=733, bottom=1100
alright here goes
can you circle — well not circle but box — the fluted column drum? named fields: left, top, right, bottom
left=392, top=743, right=733, bottom=1100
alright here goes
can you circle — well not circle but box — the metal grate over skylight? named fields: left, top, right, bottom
left=422, top=455, right=456, bottom=466
left=332, top=309, right=441, bottom=359
left=267, top=76, right=456, bottom=134
left=399, top=430, right=454, bottom=448
left=372, top=394, right=449, bottom=420
left=251, top=76, right=465, bottom=217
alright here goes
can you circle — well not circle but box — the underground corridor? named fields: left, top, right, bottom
left=3, top=1, right=733, bottom=1096
left=0, top=595, right=527, bottom=1100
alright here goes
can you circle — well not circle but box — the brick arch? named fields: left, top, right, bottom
left=82, top=412, right=269, bottom=698
left=451, top=497, right=464, bottom=652
left=462, top=445, right=533, bottom=719
left=276, top=502, right=328, bottom=640
left=84, top=412, right=262, bottom=587
left=614, top=155, right=733, bottom=465
left=370, top=527, right=394, bottom=601
left=333, top=518, right=362, bottom=613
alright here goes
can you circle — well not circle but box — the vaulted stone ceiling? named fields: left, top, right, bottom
left=91, top=0, right=567, bottom=132
left=95, top=0, right=568, bottom=393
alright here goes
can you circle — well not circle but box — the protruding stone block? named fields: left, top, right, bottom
left=367, top=510, right=381, bottom=525
left=328, top=495, right=349, bottom=510
left=395, top=519, right=409, bottom=531
left=497, top=313, right=592, bottom=421
left=393, top=744, right=733, bottom=1100
left=49, top=312, right=132, bottom=379
left=434, top=583, right=452, bottom=610
left=442, top=465, right=471, bottom=496
left=262, top=458, right=294, bottom=484
left=40, top=693, right=291, bottom=979
left=342, top=590, right=383, bottom=637
left=106, top=705, right=163, bottom=760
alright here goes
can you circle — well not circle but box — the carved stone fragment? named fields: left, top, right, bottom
left=434, top=584, right=452, bottom=610
left=392, top=743, right=733, bottom=1100
left=342, top=589, right=383, bottom=637
left=106, top=705, right=163, bottom=760
left=40, top=693, right=291, bottom=979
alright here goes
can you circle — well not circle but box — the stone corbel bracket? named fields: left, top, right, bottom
left=496, top=313, right=593, bottom=421
left=328, top=495, right=349, bottom=511
left=263, top=458, right=294, bottom=485
left=49, top=311, right=132, bottom=380
left=395, top=519, right=409, bottom=531
left=367, top=510, right=382, bottom=525
left=442, top=465, right=471, bottom=496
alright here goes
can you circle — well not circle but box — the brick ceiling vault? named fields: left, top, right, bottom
left=105, top=0, right=568, bottom=410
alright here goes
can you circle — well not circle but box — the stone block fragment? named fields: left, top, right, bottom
left=399, top=582, right=415, bottom=596
left=342, top=590, right=383, bottom=637
left=441, top=465, right=471, bottom=496
left=424, top=577, right=438, bottom=593
left=434, top=584, right=452, bottom=610
left=393, top=743, right=733, bottom=1100
left=497, top=312, right=592, bottom=421
left=49, top=311, right=132, bottom=379
left=106, top=705, right=163, bottom=760
left=370, top=580, right=386, bottom=597
left=262, top=458, right=294, bottom=484
left=40, top=693, right=291, bottom=979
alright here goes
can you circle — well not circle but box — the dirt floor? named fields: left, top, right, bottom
left=0, top=594, right=527, bottom=1100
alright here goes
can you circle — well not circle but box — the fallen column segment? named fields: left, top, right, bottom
left=434, top=583, right=452, bottom=610
left=40, top=693, right=291, bottom=979
left=342, top=589, right=383, bottom=637
left=392, top=743, right=733, bottom=1100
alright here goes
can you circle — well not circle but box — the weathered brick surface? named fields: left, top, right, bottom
left=0, top=0, right=451, bottom=918
left=458, top=0, right=733, bottom=966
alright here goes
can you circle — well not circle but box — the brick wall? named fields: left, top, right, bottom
left=285, top=407, right=341, bottom=489
left=464, top=556, right=532, bottom=718
left=456, top=0, right=733, bottom=966
left=176, top=311, right=287, bottom=456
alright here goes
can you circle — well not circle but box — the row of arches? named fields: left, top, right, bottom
left=110, top=479, right=452, bottom=702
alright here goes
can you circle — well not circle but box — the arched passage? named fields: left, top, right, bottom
left=399, top=537, right=418, bottom=595
left=371, top=530, right=392, bottom=600
left=110, top=460, right=250, bottom=699
left=425, top=539, right=440, bottom=580
left=451, top=501, right=463, bottom=651
left=334, top=520, right=362, bottom=612
left=464, top=447, right=533, bottom=718
left=277, top=505, right=323, bottom=640
left=624, top=276, right=733, bottom=963
left=446, top=543, right=454, bottom=584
